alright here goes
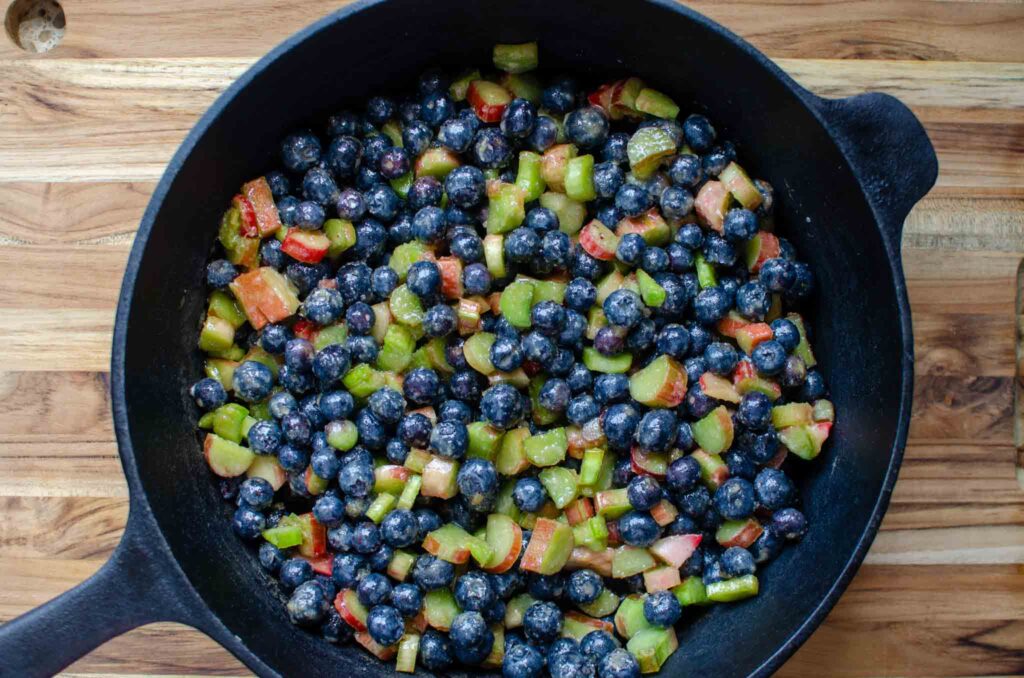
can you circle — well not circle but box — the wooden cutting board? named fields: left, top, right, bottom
left=0, top=1, right=1021, bottom=675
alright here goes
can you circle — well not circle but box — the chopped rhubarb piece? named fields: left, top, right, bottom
left=736, top=322, right=774, bottom=355
left=650, top=534, right=702, bottom=569
left=355, top=631, right=397, bottom=660
left=643, top=565, right=682, bottom=593
left=242, top=176, right=283, bottom=236
left=699, top=372, right=741, bottom=404
left=613, top=594, right=651, bottom=639
left=335, top=589, right=369, bottom=632
left=745, top=231, right=781, bottom=273
left=716, top=311, right=750, bottom=338
left=422, top=523, right=472, bottom=564
left=303, top=554, right=333, bottom=576
left=282, top=229, right=330, bottom=264
left=232, top=194, right=258, bottom=237
left=691, top=406, right=734, bottom=455
left=483, top=513, right=523, bottom=574
left=562, top=610, right=615, bottom=640
left=631, top=447, right=670, bottom=479
left=615, top=208, right=670, bottom=246
left=436, top=256, right=464, bottom=299
left=468, top=80, right=512, bottom=123
left=649, top=500, right=678, bottom=527
left=716, top=518, right=764, bottom=548
left=421, top=456, right=459, bottom=499
left=565, top=497, right=596, bottom=526
left=566, top=546, right=615, bottom=578
left=629, top=355, right=687, bottom=407
left=695, top=180, right=731, bottom=232
left=521, top=517, right=575, bottom=574
left=579, top=220, right=620, bottom=261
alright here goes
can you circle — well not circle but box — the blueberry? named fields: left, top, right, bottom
left=480, top=383, right=525, bottom=430
left=420, top=629, right=454, bottom=670
left=537, top=378, right=570, bottom=413
left=675, top=421, right=695, bottom=451
left=593, top=374, right=629, bottom=405
left=593, top=161, right=625, bottom=199
left=602, top=403, right=640, bottom=451
left=580, top=631, right=619, bottom=663
left=713, top=478, right=756, bottom=520
left=190, top=377, right=226, bottom=410
left=329, top=552, right=367, bottom=589
left=737, top=392, right=772, bottom=431
left=660, top=184, right=696, bottom=224
left=739, top=428, right=781, bottom=464
left=351, top=520, right=382, bottom=555
left=365, top=604, right=404, bottom=647
left=564, top=278, right=597, bottom=313
left=444, top=167, right=486, bottom=211
left=268, top=391, right=298, bottom=420
left=677, top=485, right=711, bottom=518
left=422, top=303, right=457, bottom=338
left=336, top=263, right=373, bottom=304
left=512, top=477, right=547, bottom=513
left=407, top=260, right=441, bottom=299
left=346, top=335, right=378, bottom=365
left=759, top=258, right=795, bottom=292
left=603, top=289, right=643, bottom=328
left=641, top=246, right=669, bottom=274
left=693, top=287, right=732, bottom=325
left=721, top=546, right=757, bottom=577
left=566, top=569, right=603, bottom=605
left=667, top=155, right=703, bottom=189
left=232, top=361, right=274, bottom=402
left=280, top=557, right=314, bottom=592
left=460, top=262, right=490, bottom=296
left=286, top=580, right=329, bottom=627
left=312, top=344, right=351, bottom=384
left=457, top=458, right=498, bottom=511
left=505, top=227, right=540, bottom=264
left=364, top=387, right=403, bottom=426
left=682, top=114, right=716, bottom=152
left=798, top=370, right=828, bottom=401
left=337, top=461, right=374, bottom=498
left=787, top=261, right=815, bottom=300
left=559, top=311, right=587, bottom=349
left=618, top=511, right=660, bottom=547
left=549, top=651, right=595, bottom=678
left=453, top=571, right=496, bottom=614
left=375, top=147, right=408, bottom=180
left=627, top=475, right=663, bottom=511
left=411, top=205, right=445, bottom=245
left=501, top=98, right=537, bottom=138
left=615, top=183, right=653, bottom=217
left=335, top=188, right=366, bottom=221
left=749, top=528, right=783, bottom=565
left=565, top=364, right=593, bottom=395
left=291, top=199, right=325, bottom=230
left=386, top=582, right=423, bottom=618
left=704, top=342, right=739, bottom=375
left=364, top=186, right=400, bottom=225
left=357, top=572, right=393, bottom=607
left=567, top=394, right=600, bottom=425
left=238, top=477, right=274, bottom=510
left=736, top=281, right=770, bottom=320
left=540, top=230, right=572, bottom=268
left=752, top=339, right=787, bottom=376
left=754, top=468, right=796, bottom=510
left=565, top=106, right=609, bottom=149
left=723, top=208, right=759, bottom=242
left=472, top=127, right=513, bottom=169
left=259, top=324, right=291, bottom=355
left=413, top=553, right=455, bottom=590
left=258, top=541, right=285, bottom=573
left=421, top=91, right=454, bottom=127
left=429, top=420, right=469, bottom=459
left=527, top=114, right=558, bottom=152
left=768, top=319, right=799, bottom=353
left=301, top=287, right=342, bottom=326
left=643, top=590, right=682, bottom=627
left=703, top=233, right=736, bottom=266
left=702, top=145, right=733, bottom=177
left=654, top=324, right=689, bottom=360
left=542, top=77, right=578, bottom=113
left=281, top=131, right=321, bottom=173
left=526, top=300, right=564, bottom=336
left=205, top=259, right=237, bottom=289
left=635, top=409, right=677, bottom=453
left=504, top=642, right=545, bottom=678
left=572, top=248, right=605, bottom=281
left=524, top=601, right=563, bottom=644
left=615, top=233, right=645, bottom=267
left=450, top=231, right=483, bottom=263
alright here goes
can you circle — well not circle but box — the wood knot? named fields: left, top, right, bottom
left=4, top=0, right=64, bottom=53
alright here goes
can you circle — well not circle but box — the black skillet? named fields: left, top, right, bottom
left=0, top=0, right=937, bottom=675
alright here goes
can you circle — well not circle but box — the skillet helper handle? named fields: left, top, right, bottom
left=810, top=92, right=938, bottom=250
left=0, top=516, right=182, bottom=677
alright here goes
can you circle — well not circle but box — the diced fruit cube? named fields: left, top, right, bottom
left=650, top=499, right=678, bottom=527
left=610, top=77, right=646, bottom=120
left=813, top=399, right=835, bottom=423
left=421, top=457, right=459, bottom=499
left=695, top=180, right=731, bottom=232
left=436, top=256, right=464, bottom=299
left=282, top=229, right=331, bottom=264
left=541, top=144, right=578, bottom=194
left=539, top=192, right=587, bottom=235
left=706, top=574, right=759, bottom=602
left=649, top=534, right=702, bottom=569
left=691, top=406, right=734, bottom=455
left=745, top=231, right=781, bottom=273
left=396, top=633, right=420, bottom=673
left=261, top=525, right=302, bottom=549
left=422, top=523, right=473, bottom=564
left=736, top=322, right=774, bottom=355
left=495, top=426, right=531, bottom=475
left=335, top=589, right=369, bottom=631
left=203, top=433, right=254, bottom=477
left=627, top=126, right=676, bottom=179
left=643, top=566, right=682, bottom=593
left=629, top=355, right=688, bottom=407
left=772, top=402, right=814, bottom=429
left=515, top=150, right=546, bottom=201
left=229, top=268, right=300, bottom=330
left=467, top=421, right=505, bottom=460
left=564, top=497, right=596, bottom=526
left=612, top=546, right=656, bottom=579
left=595, top=488, right=632, bottom=519
left=699, top=372, right=741, bottom=404
left=567, top=546, right=615, bottom=577
left=524, top=427, right=568, bottom=467
left=247, top=454, right=287, bottom=490
left=634, top=88, right=679, bottom=120
left=387, top=550, right=417, bottom=581
left=565, top=154, right=597, bottom=202
left=672, top=576, right=709, bottom=607
left=499, top=280, right=535, bottom=328
left=374, top=465, right=411, bottom=495
left=493, top=42, right=538, bottom=74
left=355, top=632, right=397, bottom=661
left=562, top=610, right=615, bottom=641
left=716, top=310, right=749, bottom=338
left=787, top=313, right=818, bottom=367
left=615, top=208, right=670, bottom=246
left=486, top=183, right=527, bottom=234
left=504, top=593, right=537, bottom=628
left=484, top=513, right=523, bottom=574
left=579, top=589, right=621, bottom=618
left=613, top=594, right=651, bottom=639
left=423, top=588, right=461, bottom=631
left=636, top=269, right=666, bottom=308
left=449, top=69, right=481, bottom=101
left=719, top=162, right=763, bottom=210
left=539, top=466, right=579, bottom=509
left=690, top=449, right=730, bottom=491
left=415, top=147, right=460, bottom=179
left=582, top=347, right=633, bottom=374
left=627, top=626, right=678, bottom=673
left=579, top=220, right=620, bottom=261
left=468, top=80, right=512, bottom=123
left=716, top=518, right=764, bottom=548
left=630, top=447, right=670, bottom=479
left=521, top=517, right=575, bottom=574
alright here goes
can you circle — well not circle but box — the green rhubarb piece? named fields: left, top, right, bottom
left=343, top=363, right=385, bottom=398
left=403, top=448, right=433, bottom=474
left=530, top=376, right=560, bottom=426
left=374, top=465, right=409, bottom=495
left=612, top=546, right=657, bottom=579
left=499, top=280, right=535, bottom=329
left=786, top=313, right=817, bottom=367
left=778, top=425, right=818, bottom=460
left=582, top=347, right=632, bottom=374
left=672, top=576, right=710, bottom=607
left=484, top=513, right=521, bottom=569
left=706, top=574, right=759, bottom=602
left=199, top=314, right=235, bottom=354
left=423, top=337, right=454, bottom=375
left=691, top=406, right=734, bottom=455
left=260, top=525, right=303, bottom=549
left=579, top=448, right=605, bottom=487
left=495, top=479, right=522, bottom=521
left=243, top=346, right=279, bottom=378
left=691, top=450, right=729, bottom=490
left=469, top=536, right=495, bottom=567
left=424, top=588, right=461, bottom=630
left=813, top=399, right=835, bottom=423
left=532, top=279, right=567, bottom=305
left=593, top=450, right=617, bottom=493
left=389, top=241, right=431, bottom=281
left=594, top=270, right=624, bottom=305
left=493, top=42, right=539, bottom=74
left=524, top=427, right=568, bottom=467
left=586, top=307, right=608, bottom=339
left=636, top=269, right=666, bottom=308
left=396, top=474, right=421, bottom=510
left=521, top=518, right=575, bottom=574
left=771, top=403, right=814, bottom=429
left=390, top=171, right=414, bottom=199
left=565, top=154, right=597, bottom=202
left=218, top=207, right=260, bottom=268
left=213, top=403, right=249, bottom=443
left=197, top=411, right=215, bottom=429
left=627, top=126, right=676, bottom=179
left=306, top=470, right=328, bottom=495
left=695, top=252, right=717, bottom=288
left=572, top=514, right=609, bottom=552
left=627, top=627, right=678, bottom=674
left=539, top=192, right=586, bottom=235
left=502, top=72, right=542, bottom=103
left=468, top=421, right=505, bottom=460
left=464, top=332, right=497, bottom=375
left=208, top=344, right=245, bottom=361
left=495, top=427, right=531, bottom=475
left=720, top=162, right=762, bottom=210
left=486, top=184, right=526, bottom=234
left=634, top=88, right=680, bottom=120
left=504, top=593, right=537, bottom=628
left=450, top=69, right=482, bottom=101
left=241, top=415, right=258, bottom=440
left=483, top=234, right=507, bottom=278
left=326, top=420, right=358, bottom=451
left=381, top=120, right=403, bottom=146
left=313, top=323, right=348, bottom=351
left=396, top=633, right=420, bottom=674
left=204, top=358, right=238, bottom=391
left=376, top=324, right=415, bottom=373
left=416, top=147, right=460, bottom=179
left=515, top=151, right=546, bottom=201
left=324, top=218, right=357, bottom=258
left=366, top=492, right=397, bottom=523
left=614, top=595, right=651, bottom=639
left=388, top=549, right=417, bottom=581
left=425, top=523, right=476, bottom=563
left=539, top=466, right=579, bottom=509
left=208, top=290, right=247, bottom=329
left=579, top=589, right=620, bottom=618
left=716, top=518, right=762, bottom=547
left=390, top=284, right=425, bottom=329
left=595, top=488, right=632, bottom=519
left=561, top=614, right=604, bottom=641
left=203, top=433, right=254, bottom=477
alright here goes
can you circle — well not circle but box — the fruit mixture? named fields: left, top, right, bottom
left=189, top=41, right=834, bottom=678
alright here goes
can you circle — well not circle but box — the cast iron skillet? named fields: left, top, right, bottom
left=0, top=0, right=937, bottom=675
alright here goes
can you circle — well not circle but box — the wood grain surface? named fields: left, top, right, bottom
left=0, top=1, right=1020, bottom=676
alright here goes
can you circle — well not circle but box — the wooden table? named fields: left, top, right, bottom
left=0, top=1, right=1021, bottom=675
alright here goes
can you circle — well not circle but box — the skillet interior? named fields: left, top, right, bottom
left=119, top=0, right=908, bottom=674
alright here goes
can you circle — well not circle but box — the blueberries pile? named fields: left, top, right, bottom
left=189, top=42, right=833, bottom=678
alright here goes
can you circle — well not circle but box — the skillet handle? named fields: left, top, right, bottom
left=809, top=92, right=938, bottom=252
left=0, top=513, right=190, bottom=676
